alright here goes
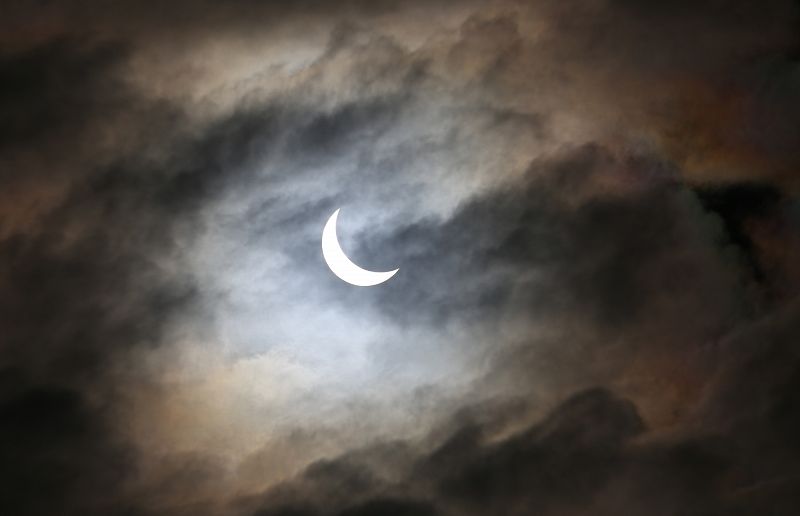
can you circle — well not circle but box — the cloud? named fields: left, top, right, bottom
left=242, top=319, right=800, bottom=515
left=0, top=0, right=798, bottom=514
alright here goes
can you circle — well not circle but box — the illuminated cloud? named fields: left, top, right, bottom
left=0, top=1, right=798, bottom=514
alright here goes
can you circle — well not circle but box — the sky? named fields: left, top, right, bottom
left=1, top=1, right=800, bottom=515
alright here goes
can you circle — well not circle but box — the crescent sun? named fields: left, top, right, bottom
left=321, top=209, right=399, bottom=287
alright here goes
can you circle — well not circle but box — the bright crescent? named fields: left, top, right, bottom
left=321, top=209, right=398, bottom=287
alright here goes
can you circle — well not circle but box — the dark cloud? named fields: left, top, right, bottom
left=0, top=34, right=256, bottom=516
left=1, top=0, right=799, bottom=515
left=510, top=0, right=800, bottom=189
left=367, top=144, right=742, bottom=336
left=0, top=386, right=135, bottom=515
left=696, top=183, right=784, bottom=281
left=243, top=333, right=800, bottom=515
left=0, top=25, right=423, bottom=512
left=0, top=37, right=126, bottom=151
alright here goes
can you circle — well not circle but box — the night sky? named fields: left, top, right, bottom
left=2, top=1, right=800, bottom=515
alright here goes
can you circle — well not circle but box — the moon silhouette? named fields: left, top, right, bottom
left=321, top=209, right=399, bottom=287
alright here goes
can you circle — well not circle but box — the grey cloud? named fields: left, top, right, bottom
left=366, top=144, right=743, bottom=333
left=1, top=1, right=799, bottom=515
left=0, top=23, right=428, bottom=513
left=242, top=324, right=800, bottom=515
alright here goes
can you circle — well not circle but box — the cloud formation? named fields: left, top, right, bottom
left=1, top=0, right=799, bottom=514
